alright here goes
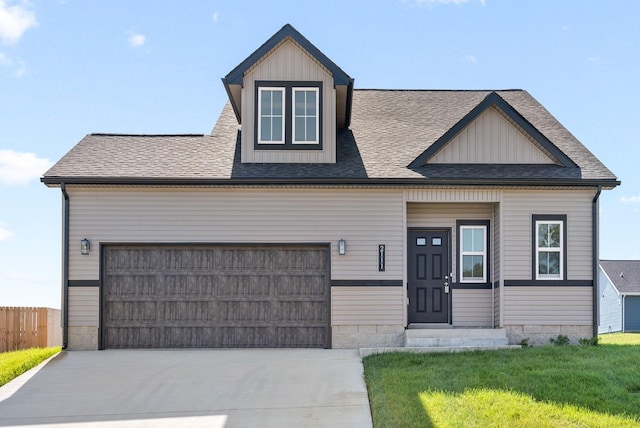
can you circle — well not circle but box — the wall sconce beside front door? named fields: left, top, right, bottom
left=338, top=238, right=346, bottom=255
left=80, top=238, right=91, bottom=255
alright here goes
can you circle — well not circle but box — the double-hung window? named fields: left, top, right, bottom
left=535, top=218, right=565, bottom=280
left=255, top=81, right=322, bottom=149
left=258, top=88, right=285, bottom=144
left=460, top=225, right=487, bottom=283
left=293, top=88, right=318, bottom=144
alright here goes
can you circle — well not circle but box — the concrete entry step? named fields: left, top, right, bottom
left=404, top=328, right=509, bottom=348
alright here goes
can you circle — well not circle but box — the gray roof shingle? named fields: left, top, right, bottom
left=600, top=260, right=640, bottom=294
left=42, top=89, right=618, bottom=185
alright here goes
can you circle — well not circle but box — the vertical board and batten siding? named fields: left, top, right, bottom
left=503, top=287, right=592, bottom=325
left=406, top=202, right=496, bottom=327
left=502, top=189, right=594, bottom=280
left=428, top=107, right=554, bottom=164
left=67, top=187, right=405, bottom=329
left=241, top=39, right=336, bottom=163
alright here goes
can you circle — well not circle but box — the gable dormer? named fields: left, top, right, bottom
left=222, top=24, right=353, bottom=164
left=409, top=92, right=578, bottom=169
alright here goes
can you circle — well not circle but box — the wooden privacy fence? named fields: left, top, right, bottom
left=0, top=307, right=62, bottom=352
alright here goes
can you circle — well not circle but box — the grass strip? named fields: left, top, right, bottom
left=0, top=347, right=61, bottom=387
left=364, top=343, right=640, bottom=427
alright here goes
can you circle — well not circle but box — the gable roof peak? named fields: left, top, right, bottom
left=408, top=90, right=579, bottom=169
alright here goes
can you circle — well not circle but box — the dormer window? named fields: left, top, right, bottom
left=255, top=81, right=323, bottom=150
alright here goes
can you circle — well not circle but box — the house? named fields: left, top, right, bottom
left=42, top=24, right=619, bottom=350
left=598, top=260, right=640, bottom=333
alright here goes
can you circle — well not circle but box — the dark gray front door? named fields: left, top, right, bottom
left=408, top=229, right=450, bottom=324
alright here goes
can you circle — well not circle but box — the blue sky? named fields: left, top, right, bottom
left=0, top=0, right=638, bottom=309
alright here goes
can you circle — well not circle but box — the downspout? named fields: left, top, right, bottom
left=592, top=185, right=602, bottom=338
left=61, top=183, right=69, bottom=349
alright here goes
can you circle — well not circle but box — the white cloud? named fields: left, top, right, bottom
left=212, top=12, right=219, bottom=23
left=0, top=149, right=51, bottom=186
left=0, top=226, right=13, bottom=240
left=128, top=32, right=145, bottom=48
left=465, top=54, right=477, bottom=63
left=621, top=195, right=640, bottom=204
left=0, top=51, right=10, bottom=65
left=0, top=0, right=38, bottom=45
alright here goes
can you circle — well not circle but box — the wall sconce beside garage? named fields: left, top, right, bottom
left=80, top=238, right=91, bottom=255
left=338, top=238, right=346, bottom=255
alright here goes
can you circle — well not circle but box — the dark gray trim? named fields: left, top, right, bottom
left=532, top=214, right=568, bottom=281
left=40, top=176, right=621, bottom=188
left=592, top=185, right=602, bottom=337
left=409, top=92, right=580, bottom=169
left=504, top=280, right=593, bottom=287
left=451, top=282, right=492, bottom=290
left=493, top=280, right=500, bottom=289
left=456, top=219, right=491, bottom=288
left=331, top=280, right=403, bottom=287
left=254, top=81, right=323, bottom=150
left=60, top=183, right=69, bottom=350
left=223, top=24, right=353, bottom=87
left=222, top=24, right=353, bottom=129
left=68, top=280, right=100, bottom=287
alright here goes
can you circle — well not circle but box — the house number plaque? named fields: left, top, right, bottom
left=378, top=244, right=386, bottom=272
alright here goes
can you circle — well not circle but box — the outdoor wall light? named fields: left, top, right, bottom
left=80, top=238, right=91, bottom=255
left=338, top=238, right=346, bottom=255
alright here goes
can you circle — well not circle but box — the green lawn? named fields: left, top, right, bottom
left=0, top=347, right=61, bottom=387
left=599, top=332, right=640, bottom=345
left=364, top=335, right=640, bottom=427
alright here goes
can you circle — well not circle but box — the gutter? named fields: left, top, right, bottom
left=60, top=183, right=69, bottom=349
left=592, top=185, right=602, bottom=338
left=41, top=176, right=622, bottom=188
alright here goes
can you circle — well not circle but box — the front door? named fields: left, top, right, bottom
left=408, top=229, right=450, bottom=324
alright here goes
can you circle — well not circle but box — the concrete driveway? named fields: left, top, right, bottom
left=0, top=349, right=373, bottom=427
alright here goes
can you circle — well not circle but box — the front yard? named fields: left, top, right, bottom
left=363, top=334, right=640, bottom=427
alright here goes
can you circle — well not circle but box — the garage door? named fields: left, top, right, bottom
left=102, top=245, right=330, bottom=349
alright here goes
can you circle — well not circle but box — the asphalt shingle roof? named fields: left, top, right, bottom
left=600, top=260, right=640, bottom=294
left=43, top=89, right=618, bottom=185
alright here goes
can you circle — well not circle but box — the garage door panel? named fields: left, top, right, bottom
left=102, top=245, right=329, bottom=349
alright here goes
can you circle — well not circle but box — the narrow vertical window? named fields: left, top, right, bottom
left=460, top=225, right=487, bottom=283
left=536, top=220, right=563, bottom=279
left=293, top=88, right=319, bottom=144
left=258, top=87, right=285, bottom=144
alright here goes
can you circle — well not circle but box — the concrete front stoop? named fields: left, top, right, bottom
left=360, top=328, right=522, bottom=358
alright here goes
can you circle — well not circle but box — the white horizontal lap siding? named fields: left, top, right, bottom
left=502, top=190, right=594, bottom=280
left=503, top=287, right=592, bottom=325
left=68, top=188, right=404, bottom=281
left=407, top=202, right=494, bottom=283
left=452, top=289, right=492, bottom=327
left=68, top=287, right=99, bottom=326
left=242, top=40, right=336, bottom=163
left=331, top=287, right=404, bottom=325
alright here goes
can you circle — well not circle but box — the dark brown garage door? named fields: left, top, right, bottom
left=101, top=245, right=330, bottom=349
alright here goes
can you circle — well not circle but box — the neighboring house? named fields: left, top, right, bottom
left=599, top=260, right=640, bottom=333
left=42, top=24, right=619, bottom=350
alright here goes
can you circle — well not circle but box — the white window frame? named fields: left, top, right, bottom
left=460, top=225, right=487, bottom=283
left=257, top=87, right=285, bottom=145
left=535, top=220, right=564, bottom=280
left=292, top=87, right=319, bottom=145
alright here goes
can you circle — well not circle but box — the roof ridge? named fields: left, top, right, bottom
left=353, top=88, right=524, bottom=92
left=90, top=133, right=205, bottom=137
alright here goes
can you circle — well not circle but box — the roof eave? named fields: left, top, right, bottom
left=40, top=176, right=621, bottom=189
